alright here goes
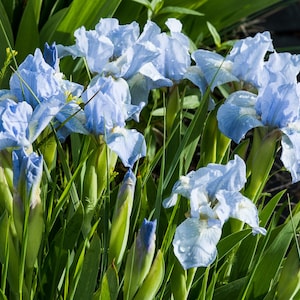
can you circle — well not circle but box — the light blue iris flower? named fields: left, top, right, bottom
left=82, top=76, right=146, bottom=168
left=217, top=51, right=300, bottom=183
left=57, top=18, right=193, bottom=106
left=185, top=31, right=273, bottom=95
left=0, top=98, right=63, bottom=150
left=10, top=46, right=88, bottom=140
left=163, top=155, right=266, bottom=269
left=12, top=147, right=43, bottom=208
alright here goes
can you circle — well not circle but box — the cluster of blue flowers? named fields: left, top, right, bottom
left=1, top=17, right=299, bottom=270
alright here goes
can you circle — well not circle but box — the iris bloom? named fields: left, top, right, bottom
left=124, top=219, right=157, bottom=299
left=10, top=47, right=87, bottom=140
left=163, top=155, right=266, bottom=269
left=217, top=51, right=300, bottom=183
left=185, top=31, right=273, bottom=95
left=57, top=18, right=191, bottom=105
left=82, top=76, right=146, bottom=168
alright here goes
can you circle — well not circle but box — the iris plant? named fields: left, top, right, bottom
left=215, top=34, right=300, bottom=183
left=163, top=155, right=266, bottom=269
left=57, top=18, right=190, bottom=105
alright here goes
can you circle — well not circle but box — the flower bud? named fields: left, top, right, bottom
left=133, top=250, right=165, bottom=300
left=123, top=219, right=157, bottom=299
left=109, top=169, right=136, bottom=267
left=43, top=42, right=59, bottom=72
left=12, top=148, right=44, bottom=267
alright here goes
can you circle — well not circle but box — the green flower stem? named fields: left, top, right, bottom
left=244, top=127, right=280, bottom=203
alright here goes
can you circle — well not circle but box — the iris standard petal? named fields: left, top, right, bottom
left=163, top=155, right=248, bottom=207
left=265, top=52, right=300, bottom=85
left=96, top=18, right=140, bottom=57
left=10, top=49, right=64, bottom=107
left=192, top=50, right=239, bottom=90
left=255, top=83, right=299, bottom=128
left=217, top=91, right=263, bottom=143
left=227, top=31, right=274, bottom=87
left=173, top=218, right=222, bottom=269
left=105, top=127, right=146, bottom=168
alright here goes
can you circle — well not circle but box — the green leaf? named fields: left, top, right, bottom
left=42, top=0, right=122, bottom=45
left=277, top=244, right=300, bottom=300
left=244, top=212, right=300, bottom=298
left=158, top=6, right=204, bottom=16
left=206, top=21, right=221, bottom=48
left=217, top=229, right=251, bottom=260
left=95, top=264, right=119, bottom=300
left=74, top=234, right=102, bottom=300
left=214, top=277, right=247, bottom=300
left=131, top=0, right=152, bottom=10
left=53, top=203, right=84, bottom=250
left=15, top=0, right=42, bottom=62
left=39, top=8, right=69, bottom=45
left=134, top=250, right=165, bottom=300
left=260, top=190, right=286, bottom=227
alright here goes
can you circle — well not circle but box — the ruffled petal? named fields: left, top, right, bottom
left=192, top=49, right=239, bottom=90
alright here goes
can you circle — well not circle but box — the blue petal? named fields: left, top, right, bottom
left=12, top=148, right=43, bottom=207
left=58, top=26, right=114, bottom=73
left=173, top=218, right=222, bottom=269
left=227, top=31, right=273, bottom=87
left=215, top=190, right=267, bottom=235
left=95, top=18, right=139, bottom=57
left=29, top=98, right=64, bottom=143
left=43, top=42, right=59, bottom=71
left=255, top=83, right=299, bottom=128
left=54, top=101, right=89, bottom=140
left=192, top=50, right=239, bottom=90
left=105, top=127, right=146, bottom=168
left=184, top=66, right=207, bottom=95
left=83, top=76, right=138, bottom=134
left=0, top=99, right=32, bottom=149
left=164, top=155, right=247, bottom=207
left=265, top=52, right=300, bottom=85
left=217, top=91, right=263, bottom=143
left=128, top=63, right=173, bottom=106
left=140, top=219, right=157, bottom=253
left=281, top=126, right=300, bottom=183
left=104, top=42, right=158, bottom=79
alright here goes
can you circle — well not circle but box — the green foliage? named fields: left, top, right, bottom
left=0, top=0, right=299, bottom=299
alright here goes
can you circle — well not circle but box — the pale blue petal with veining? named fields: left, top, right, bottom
left=173, top=218, right=222, bottom=269
left=217, top=91, right=263, bottom=143
left=192, top=50, right=239, bottom=90
left=215, top=190, right=267, bottom=235
left=227, top=31, right=273, bottom=87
